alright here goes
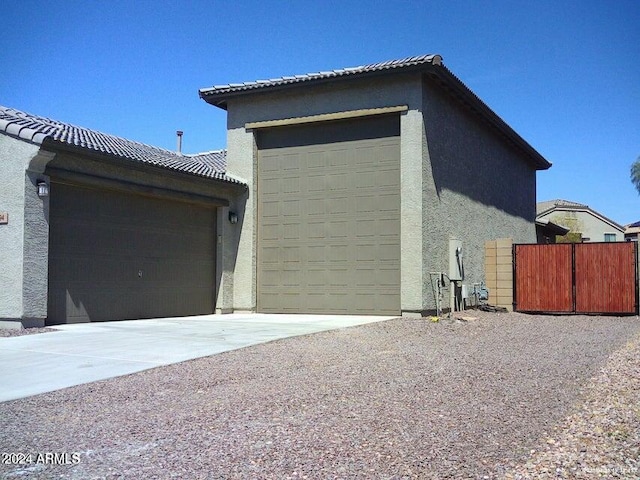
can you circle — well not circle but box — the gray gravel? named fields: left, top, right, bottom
left=0, top=327, right=57, bottom=337
left=1, top=312, right=639, bottom=479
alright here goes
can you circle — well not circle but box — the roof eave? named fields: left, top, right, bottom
left=199, top=59, right=551, bottom=171
left=535, top=219, right=570, bottom=235
left=41, top=138, right=245, bottom=188
left=198, top=60, right=443, bottom=110
left=427, top=66, right=551, bottom=171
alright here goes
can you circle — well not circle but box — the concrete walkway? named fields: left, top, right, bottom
left=0, top=313, right=393, bottom=402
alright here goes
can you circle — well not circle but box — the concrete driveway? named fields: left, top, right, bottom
left=0, top=313, right=392, bottom=402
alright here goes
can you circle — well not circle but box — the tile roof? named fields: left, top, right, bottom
left=0, top=106, right=241, bottom=184
left=199, top=54, right=551, bottom=171
left=536, top=199, right=589, bottom=215
left=199, top=54, right=443, bottom=98
left=536, top=199, right=624, bottom=232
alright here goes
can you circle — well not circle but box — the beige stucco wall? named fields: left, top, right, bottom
left=221, top=72, right=540, bottom=314
left=420, top=78, right=537, bottom=310
left=0, top=135, right=52, bottom=326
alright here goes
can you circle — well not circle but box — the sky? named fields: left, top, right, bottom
left=2, top=0, right=639, bottom=224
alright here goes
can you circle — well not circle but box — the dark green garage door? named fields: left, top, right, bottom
left=257, top=116, right=401, bottom=315
left=47, top=182, right=217, bottom=324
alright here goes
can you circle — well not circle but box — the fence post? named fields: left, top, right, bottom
left=485, top=240, right=497, bottom=306
left=637, top=242, right=640, bottom=315
left=496, top=238, right=514, bottom=311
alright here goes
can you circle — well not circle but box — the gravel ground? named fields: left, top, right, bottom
left=506, top=327, right=640, bottom=479
left=0, top=312, right=639, bottom=479
left=0, top=327, right=57, bottom=338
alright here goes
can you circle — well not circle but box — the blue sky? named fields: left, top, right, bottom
left=2, top=0, right=639, bottom=224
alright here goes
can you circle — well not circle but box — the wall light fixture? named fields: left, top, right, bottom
left=37, top=180, right=49, bottom=198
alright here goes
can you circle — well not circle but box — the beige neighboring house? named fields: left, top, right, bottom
left=624, top=221, right=640, bottom=241
left=536, top=199, right=625, bottom=243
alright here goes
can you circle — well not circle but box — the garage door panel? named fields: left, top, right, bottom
left=354, top=268, right=376, bottom=287
left=326, top=197, right=348, bottom=214
left=282, top=200, right=300, bottom=217
left=307, top=198, right=325, bottom=216
left=260, top=269, right=281, bottom=287
left=261, top=223, right=281, bottom=241
left=307, top=222, right=326, bottom=239
left=282, top=223, right=301, bottom=240
left=257, top=116, right=400, bottom=314
left=48, top=183, right=216, bottom=324
left=283, top=177, right=300, bottom=194
left=327, top=221, right=348, bottom=239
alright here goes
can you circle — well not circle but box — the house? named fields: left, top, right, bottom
left=535, top=218, right=570, bottom=244
left=1, top=54, right=552, bottom=327
left=0, top=106, right=245, bottom=327
left=536, top=199, right=625, bottom=243
left=200, top=54, right=550, bottom=316
left=624, top=221, right=640, bottom=242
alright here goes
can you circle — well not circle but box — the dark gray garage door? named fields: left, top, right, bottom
left=257, top=116, right=401, bottom=315
left=48, top=183, right=217, bottom=324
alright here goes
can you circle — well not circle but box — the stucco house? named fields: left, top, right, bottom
left=1, top=54, right=551, bottom=327
left=536, top=199, right=625, bottom=243
left=0, top=106, right=244, bottom=327
left=624, top=221, right=640, bottom=242
left=535, top=218, right=570, bottom=244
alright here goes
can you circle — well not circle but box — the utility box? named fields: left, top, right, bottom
left=449, top=237, right=464, bottom=281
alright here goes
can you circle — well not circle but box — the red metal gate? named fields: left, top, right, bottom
left=514, top=242, right=638, bottom=314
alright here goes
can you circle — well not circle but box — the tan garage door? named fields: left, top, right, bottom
left=257, top=116, right=400, bottom=314
left=48, top=182, right=217, bottom=324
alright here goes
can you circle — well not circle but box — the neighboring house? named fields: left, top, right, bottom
left=536, top=199, right=625, bottom=243
left=535, top=218, right=570, bottom=244
left=1, top=53, right=552, bottom=326
left=624, top=221, right=640, bottom=242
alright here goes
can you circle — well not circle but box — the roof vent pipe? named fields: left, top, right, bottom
left=176, top=130, right=183, bottom=154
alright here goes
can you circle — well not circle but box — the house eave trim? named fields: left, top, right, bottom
left=244, top=105, right=409, bottom=130
left=427, top=67, right=552, bottom=171
left=47, top=167, right=230, bottom=208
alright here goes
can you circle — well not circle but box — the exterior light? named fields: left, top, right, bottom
left=37, top=180, right=49, bottom=198
left=228, top=211, right=238, bottom=224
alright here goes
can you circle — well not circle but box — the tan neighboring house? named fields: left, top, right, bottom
left=536, top=199, right=625, bottom=243
left=624, top=221, right=640, bottom=241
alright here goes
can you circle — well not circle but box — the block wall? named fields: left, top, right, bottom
left=484, top=238, right=514, bottom=311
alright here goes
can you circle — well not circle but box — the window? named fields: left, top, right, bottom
left=604, top=233, right=617, bottom=242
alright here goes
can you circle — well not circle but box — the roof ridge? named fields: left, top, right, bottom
left=538, top=198, right=589, bottom=207
left=185, top=148, right=227, bottom=157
